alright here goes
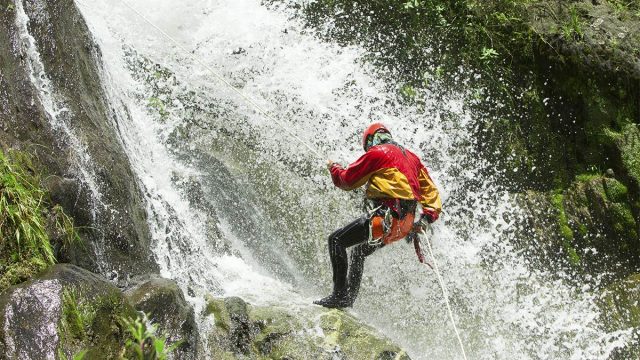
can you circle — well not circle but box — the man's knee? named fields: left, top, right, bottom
left=328, top=230, right=340, bottom=247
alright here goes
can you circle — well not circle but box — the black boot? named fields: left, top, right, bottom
left=313, top=290, right=353, bottom=308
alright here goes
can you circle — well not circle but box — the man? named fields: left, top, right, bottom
left=314, top=122, right=442, bottom=308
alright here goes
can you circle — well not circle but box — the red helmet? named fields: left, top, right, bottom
left=362, top=122, right=390, bottom=151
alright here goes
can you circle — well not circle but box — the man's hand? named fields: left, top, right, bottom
left=327, top=160, right=335, bottom=171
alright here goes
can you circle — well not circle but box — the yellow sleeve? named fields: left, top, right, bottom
left=418, top=168, right=442, bottom=214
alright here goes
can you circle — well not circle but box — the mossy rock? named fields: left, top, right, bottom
left=0, top=264, right=136, bottom=359
left=562, top=175, right=639, bottom=270
left=616, top=124, right=640, bottom=191
left=203, top=296, right=410, bottom=359
left=125, top=276, right=198, bottom=359
left=598, top=273, right=640, bottom=358
left=318, top=309, right=410, bottom=359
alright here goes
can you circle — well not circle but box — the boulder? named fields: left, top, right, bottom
left=204, top=296, right=410, bottom=359
left=125, top=276, right=198, bottom=359
left=0, top=264, right=136, bottom=359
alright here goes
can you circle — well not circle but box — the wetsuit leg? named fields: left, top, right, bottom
left=327, top=216, right=369, bottom=293
left=347, top=241, right=382, bottom=301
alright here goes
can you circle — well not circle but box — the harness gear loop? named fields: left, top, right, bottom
left=367, top=205, right=384, bottom=246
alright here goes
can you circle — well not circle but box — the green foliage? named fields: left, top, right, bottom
left=57, top=289, right=98, bottom=360
left=480, top=47, right=499, bottom=62
left=120, top=314, right=182, bottom=360
left=560, top=5, right=585, bottom=40
left=0, top=150, right=80, bottom=291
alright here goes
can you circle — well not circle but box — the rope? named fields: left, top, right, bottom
left=113, top=0, right=326, bottom=160
left=419, top=229, right=468, bottom=360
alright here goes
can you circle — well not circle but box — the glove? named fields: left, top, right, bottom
left=422, top=208, right=439, bottom=224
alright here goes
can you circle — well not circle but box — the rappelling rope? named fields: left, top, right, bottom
left=419, top=228, right=468, bottom=360
left=114, top=0, right=325, bottom=160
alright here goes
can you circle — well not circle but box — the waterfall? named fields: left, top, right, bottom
left=13, top=0, right=108, bottom=271
left=71, top=0, right=631, bottom=358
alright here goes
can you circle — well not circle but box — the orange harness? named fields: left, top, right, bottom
left=370, top=211, right=416, bottom=245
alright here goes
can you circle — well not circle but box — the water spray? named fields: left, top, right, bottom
left=420, top=228, right=468, bottom=360
left=112, top=0, right=326, bottom=161
left=102, top=2, right=469, bottom=357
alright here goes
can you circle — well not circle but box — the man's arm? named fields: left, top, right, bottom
left=408, top=151, right=442, bottom=222
left=329, top=150, right=382, bottom=191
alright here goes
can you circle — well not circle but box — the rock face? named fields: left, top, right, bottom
left=0, top=264, right=136, bottom=359
left=598, top=273, right=640, bottom=359
left=520, top=175, right=640, bottom=274
left=204, top=296, right=411, bottom=359
left=0, top=0, right=157, bottom=277
left=125, top=276, right=198, bottom=359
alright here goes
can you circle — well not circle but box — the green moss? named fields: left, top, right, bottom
left=204, top=295, right=231, bottom=332
left=57, top=287, right=136, bottom=359
left=60, top=289, right=96, bottom=342
left=609, top=203, right=638, bottom=240
left=551, top=193, right=582, bottom=266
left=603, top=178, right=629, bottom=203
left=577, top=222, right=588, bottom=237
left=319, top=310, right=409, bottom=358
left=617, top=125, right=640, bottom=185
left=575, top=173, right=600, bottom=183
left=249, top=306, right=317, bottom=359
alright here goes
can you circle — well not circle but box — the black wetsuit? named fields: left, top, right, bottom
left=328, top=216, right=383, bottom=300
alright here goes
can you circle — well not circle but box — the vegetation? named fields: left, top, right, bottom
left=551, top=193, right=581, bottom=267
left=121, top=313, right=182, bottom=360
left=0, top=150, right=80, bottom=291
left=58, top=289, right=94, bottom=360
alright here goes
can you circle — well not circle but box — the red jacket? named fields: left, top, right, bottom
left=330, top=144, right=442, bottom=220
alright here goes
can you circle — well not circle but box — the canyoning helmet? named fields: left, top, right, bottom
left=362, top=122, right=391, bottom=151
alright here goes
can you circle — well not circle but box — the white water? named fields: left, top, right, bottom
left=67, top=0, right=632, bottom=358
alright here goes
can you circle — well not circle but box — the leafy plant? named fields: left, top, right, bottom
left=561, top=5, right=585, bottom=40
left=120, top=314, right=182, bottom=360
left=0, top=150, right=80, bottom=291
left=403, top=0, right=421, bottom=10
left=480, top=47, right=499, bottom=62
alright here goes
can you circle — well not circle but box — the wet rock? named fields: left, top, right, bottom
left=0, top=264, right=136, bottom=359
left=598, top=273, right=640, bottom=358
left=203, top=296, right=410, bottom=359
left=521, top=175, right=639, bottom=274
left=0, top=0, right=158, bottom=277
left=125, top=276, right=198, bottom=359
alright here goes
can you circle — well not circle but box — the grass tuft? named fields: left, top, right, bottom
left=0, top=150, right=80, bottom=291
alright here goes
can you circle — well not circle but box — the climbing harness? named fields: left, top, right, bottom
left=114, top=0, right=326, bottom=162
left=417, top=226, right=468, bottom=360
left=367, top=200, right=416, bottom=246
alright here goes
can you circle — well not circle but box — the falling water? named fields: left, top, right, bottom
left=67, top=0, right=632, bottom=358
